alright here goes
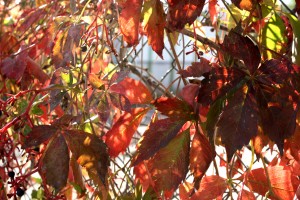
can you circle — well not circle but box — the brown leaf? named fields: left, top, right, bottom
left=118, top=0, right=143, bottom=46
left=63, top=130, right=109, bottom=184
left=142, top=0, right=165, bottom=58
left=105, top=108, right=148, bottom=157
left=167, top=0, right=205, bottom=31
left=40, top=135, right=69, bottom=193
left=190, top=133, right=216, bottom=188
left=190, top=175, right=227, bottom=200
left=132, top=118, right=186, bottom=166
left=23, top=125, right=58, bottom=149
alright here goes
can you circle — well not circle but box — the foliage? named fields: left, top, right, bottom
left=0, top=0, right=300, bottom=199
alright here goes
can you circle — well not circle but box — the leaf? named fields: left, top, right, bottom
left=109, top=77, right=153, bottom=104
left=118, top=0, right=143, bottom=46
left=26, top=57, right=49, bottom=83
left=209, top=0, right=218, bottom=26
left=153, top=97, right=196, bottom=121
left=109, top=93, right=131, bottom=112
left=132, top=118, right=186, bottom=166
left=262, top=12, right=287, bottom=59
left=105, top=108, right=148, bottom=157
left=221, top=29, right=261, bottom=74
left=0, top=32, right=20, bottom=55
left=179, top=182, right=194, bottom=200
left=166, top=0, right=205, bottom=30
left=40, top=135, right=69, bottom=193
left=49, top=90, right=67, bottom=112
left=0, top=56, right=26, bottom=80
left=237, top=189, right=256, bottom=200
left=89, top=73, right=105, bottom=89
left=178, top=58, right=212, bottom=78
left=52, top=31, right=69, bottom=68
left=216, top=85, right=258, bottom=160
left=63, top=130, right=109, bottom=184
left=286, top=13, right=300, bottom=65
left=141, top=0, right=165, bottom=58
left=180, top=84, right=200, bottom=106
left=245, top=166, right=299, bottom=199
left=134, top=161, right=153, bottom=192
left=23, top=125, right=58, bottom=149
left=190, top=132, right=216, bottom=188
left=18, top=8, right=46, bottom=32
left=190, top=175, right=227, bottom=200
left=97, top=94, right=110, bottom=124
left=147, top=130, right=190, bottom=192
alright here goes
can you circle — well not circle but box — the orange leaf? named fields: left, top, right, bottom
left=238, top=189, right=256, bottom=200
left=118, top=0, right=143, bottom=46
left=134, top=161, right=154, bottom=192
left=246, top=166, right=300, bottom=199
left=109, top=77, right=153, bottom=104
left=179, top=181, right=194, bottom=200
left=105, top=108, right=148, bottom=157
left=142, top=0, right=165, bottom=58
left=190, top=175, right=227, bottom=200
left=209, top=0, right=218, bottom=26
left=190, top=132, right=215, bottom=188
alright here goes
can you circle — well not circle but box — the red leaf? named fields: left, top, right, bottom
left=23, top=125, right=58, bottom=149
left=134, top=161, right=154, bottom=192
left=118, top=0, right=143, bottom=46
left=18, top=8, right=46, bottom=32
left=1, top=56, right=26, bottom=80
left=142, top=0, right=165, bottom=58
left=190, top=133, right=216, bottom=188
left=40, top=135, right=69, bottom=192
left=179, top=182, right=194, bottom=200
left=147, top=130, right=190, bottom=192
left=109, top=93, right=131, bottom=112
left=132, top=118, right=185, bottom=165
left=178, top=58, right=212, bottom=78
left=190, top=175, right=227, bottom=200
left=216, top=85, right=258, bottom=160
left=237, top=189, right=256, bottom=200
left=246, top=166, right=300, bottom=199
left=0, top=32, right=20, bottom=55
left=105, top=108, right=148, bottom=157
left=180, top=84, right=199, bottom=106
left=221, top=29, right=261, bottom=74
left=109, top=77, right=153, bottom=104
left=26, top=57, right=49, bottom=83
left=153, top=97, right=196, bottom=121
left=166, top=0, right=205, bottom=30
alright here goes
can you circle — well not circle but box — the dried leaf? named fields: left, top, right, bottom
left=142, top=0, right=165, bottom=58
left=190, top=175, right=227, bottom=200
left=23, top=125, right=58, bottom=148
left=118, top=0, right=143, bottom=46
left=63, top=130, right=109, bottom=184
left=109, top=77, right=153, bottom=104
left=167, top=0, right=205, bottom=30
left=40, top=135, right=69, bottom=193
left=153, top=97, right=196, bottom=121
left=132, top=118, right=185, bottom=166
left=105, top=108, right=148, bottom=157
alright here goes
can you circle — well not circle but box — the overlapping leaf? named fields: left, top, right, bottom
left=23, top=125, right=58, bottom=148
left=141, top=0, right=165, bottom=58
left=105, top=108, right=148, bottom=157
left=245, top=166, right=299, bottom=199
left=153, top=97, right=196, bottom=121
left=40, top=135, right=69, bottom=192
left=63, top=130, right=109, bottom=185
left=132, top=118, right=185, bottom=165
left=178, top=58, right=212, bottom=78
left=166, top=0, right=205, bottom=30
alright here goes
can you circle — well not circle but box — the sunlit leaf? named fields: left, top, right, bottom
left=178, top=58, right=212, bottom=78
left=105, top=108, right=148, bottom=157
left=153, top=97, right=196, bottom=121
left=190, top=175, right=227, bottom=200
left=109, top=77, right=153, bottom=104
left=109, top=93, right=131, bottom=112
left=141, top=0, right=165, bottom=58
left=167, top=0, right=205, bottom=30
left=132, top=118, right=185, bottom=166
left=40, top=135, right=69, bottom=193
left=118, top=0, right=143, bottom=46
left=63, top=130, right=109, bottom=185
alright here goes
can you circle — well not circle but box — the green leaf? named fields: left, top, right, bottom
left=30, top=105, right=44, bottom=116
left=285, top=13, right=300, bottom=65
